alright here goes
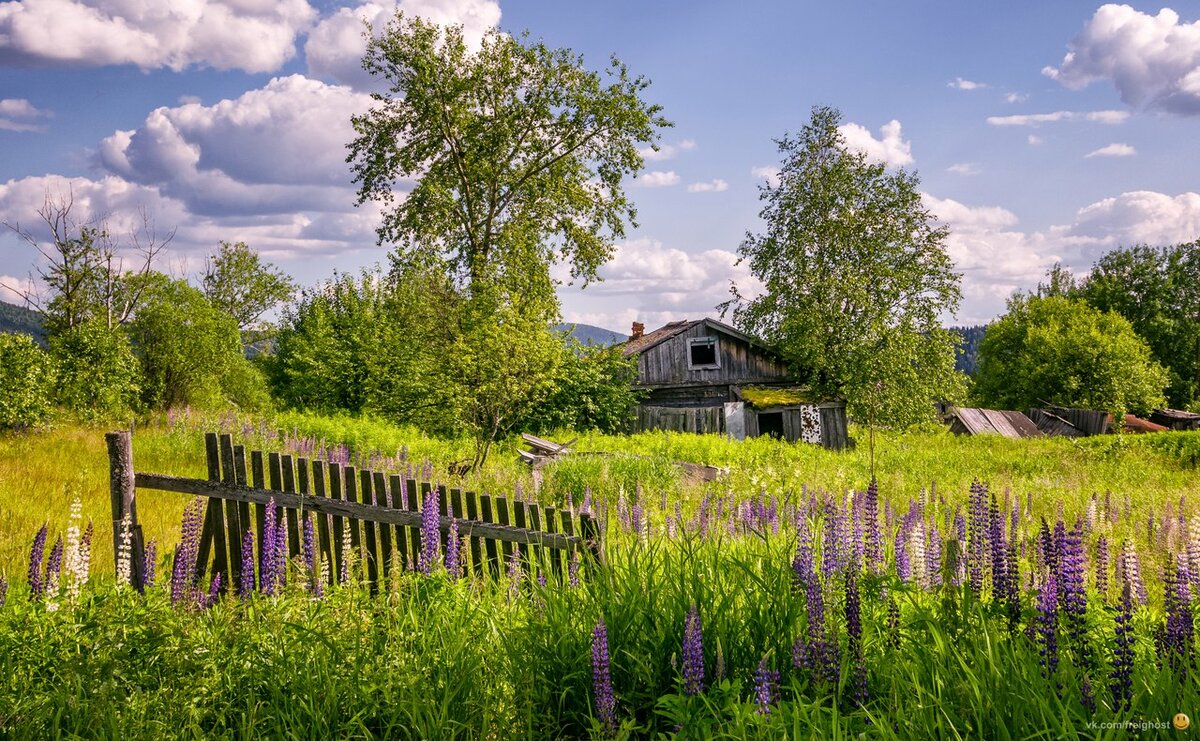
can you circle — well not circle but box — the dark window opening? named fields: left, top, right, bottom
left=689, top=338, right=718, bottom=368
left=757, top=411, right=784, bottom=439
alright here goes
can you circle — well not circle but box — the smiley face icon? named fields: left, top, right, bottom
left=1174, top=713, right=1190, bottom=731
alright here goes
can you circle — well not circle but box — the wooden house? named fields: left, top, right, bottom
left=945, top=407, right=1043, bottom=439
left=1150, top=408, right=1200, bottom=431
left=620, top=318, right=849, bottom=449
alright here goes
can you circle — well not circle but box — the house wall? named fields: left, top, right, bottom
left=636, top=323, right=789, bottom=387
left=636, top=400, right=849, bottom=449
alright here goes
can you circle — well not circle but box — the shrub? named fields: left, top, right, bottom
left=0, top=332, right=54, bottom=429
left=47, top=322, right=140, bottom=421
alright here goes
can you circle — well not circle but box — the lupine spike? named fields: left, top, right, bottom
left=28, top=524, right=47, bottom=598
left=592, top=619, right=617, bottom=733
left=682, top=605, right=705, bottom=695
left=754, top=656, right=780, bottom=715
left=239, top=529, right=255, bottom=598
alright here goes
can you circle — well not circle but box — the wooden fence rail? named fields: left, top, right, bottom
left=107, top=430, right=603, bottom=594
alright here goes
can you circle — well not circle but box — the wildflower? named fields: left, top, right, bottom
left=682, top=605, right=705, bottom=695
left=144, top=539, right=157, bottom=588
left=419, top=488, right=441, bottom=575
left=754, top=656, right=779, bottom=715
left=1057, top=520, right=1088, bottom=656
left=1036, top=571, right=1059, bottom=686
left=822, top=495, right=844, bottom=577
left=72, top=520, right=93, bottom=598
left=64, top=496, right=82, bottom=602
left=44, top=535, right=63, bottom=610
left=116, top=512, right=133, bottom=588
left=507, top=544, right=523, bottom=597
left=864, top=477, right=881, bottom=571
left=339, top=522, right=352, bottom=584
left=1164, top=555, right=1194, bottom=674
left=302, top=514, right=316, bottom=589
left=27, top=524, right=47, bottom=598
left=807, top=576, right=837, bottom=682
left=239, top=529, right=255, bottom=598
left=206, top=572, right=222, bottom=608
left=989, top=497, right=1007, bottom=602
left=968, top=479, right=989, bottom=596
left=926, top=524, right=942, bottom=588
left=592, top=619, right=617, bottom=733
left=581, top=486, right=592, bottom=516
left=1110, top=582, right=1135, bottom=710
left=171, top=498, right=205, bottom=605
left=792, top=515, right=814, bottom=589
left=885, top=598, right=901, bottom=650
left=569, top=551, right=580, bottom=588
left=845, top=568, right=868, bottom=706
left=1095, top=535, right=1109, bottom=601
left=261, top=499, right=277, bottom=594
left=0, top=576, right=7, bottom=609
left=445, top=518, right=461, bottom=579
left=1119, top=541, right=1148, bottom=605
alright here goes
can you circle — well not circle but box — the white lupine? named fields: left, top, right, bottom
left=63, top=497, right=83, bottom=603
left=1188, top=516, right=1200, bottom=596
left=1086, top=497, right=1097, bottom=532
left=116, top=511, right=134, bottom=588
left=909, top=520, right=927, bottom=589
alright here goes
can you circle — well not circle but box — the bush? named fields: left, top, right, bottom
left=525, top=340, right=641, bottom=434
left=47, top=322, right=141, bottom=421
left=0, top=333, right=54, bottom=429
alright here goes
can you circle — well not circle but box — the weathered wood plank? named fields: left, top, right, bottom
left=374, top=472, right=392, bottom=581
left=388, top=475, right=407, bottom=571
left=311, top=460, right=333, bottom=585
left=359, top=469, right=378, bottom=592
left=465, top=490, right=483, bottom=577
left=281, top=455, right=300, bottom=558
left=219, top=434, right=240, bottom=594
left=327, top=463, right=345, bottom=582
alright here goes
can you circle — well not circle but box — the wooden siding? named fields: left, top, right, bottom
left=636, top=322, right=789, bottom=387
left=637, top=400, right=849, bottom=450
left=637, top=404, right=724, bottom=434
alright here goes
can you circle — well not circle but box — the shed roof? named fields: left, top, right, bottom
left=620, top=317, right=779, bottom=358
left=947, top=407, right=1043, bottom=439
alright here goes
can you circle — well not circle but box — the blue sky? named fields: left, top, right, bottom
left=1, top=1, right=1198, bottom=331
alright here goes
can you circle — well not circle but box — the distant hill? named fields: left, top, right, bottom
left=554, top=322, right=626, bottom=347
left=0, top=300, right=44, bottom=344
left=950, top=324, right=987, bottom=376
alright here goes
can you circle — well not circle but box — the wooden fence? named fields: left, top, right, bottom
left=106, top=431, right=602, bottom=594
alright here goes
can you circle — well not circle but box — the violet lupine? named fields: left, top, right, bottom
left=143, top=538, right=158, bottom=588
left=507, top=544, right=523, bottom=597
left=967, top=479, right=989, bottom=597
left=273, top=506, right=288, bottom=589
left=864, top=478, right=881, bottom=571
left=845, top=569, right=868, bottom=706
left=682, top=606, right=705, bottom=695
left=0, top=577, right=7, bottom=609
left=261, top=500, right=278, bottom=593
left=28, top=524, right=47, bottom=598
left=171, top=498, right=205, bottom=604
left=754, top=656, right=780, bottom=715
left=45, top=535, right=63, bottom=588
left=592, top=619, right=617, bottom=733
left=792, top=515, right=815, bottom=590
left=419, top=489, right=441, bottom=575
left=894, top=527, right=911, bottom=583
left=1164, top=556, right=1194, bottom=674
left=445, top=518, right=461, bottom=579
left=807, top=576, right=837, bottom=683
left=822, top=496, right=844, bottom=577
left=302, top=514, right=316, bottom=589
left=581, top=487, right=592, bottom=517
left=239, top=529, right=255, bottom=598
left=1057, top=520, right=1088, bottom=657
left=569, top=551, right=580, bottom=589
left=989, top=497, right=1007, bottom=601
left=926, top=523, right=943, bottom=588
left=1110, top=582, right=1135, bottom=710
left=206, top=572, right=222, bottom=607
left=1036, top=571, right=1059, bottom=687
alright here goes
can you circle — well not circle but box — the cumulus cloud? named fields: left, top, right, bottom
left=0, top=0, right=316, bottom=72
left=1027, top=134, right=1044, bottom=145
left=634, top=170, right=679, bottom=188
left=0, top=98, right=51, bottom=131
left=838, top=119, right=913, bottom=167
left=305, top=0, right=501, bottom=90
left=750, top=166, right=780, bottom=187
left=947, top=162, right=979, bottom=176
left=948, top=77, right=986, bottom=90
left=638, top=138, right=696, bottom=162
left=1005, top=92, right=1028, bottom=104
left=1044, top=4, right=1200, bottom=115
left=0, top=274, right=36, bottom=304
left=687, top=178, right=727, bottom=193
left=1058, top=190, right=1200, bottom=248
left=1085, top=142, right=1136, bottom=158
left=986, top=110, right=1129, bottom=126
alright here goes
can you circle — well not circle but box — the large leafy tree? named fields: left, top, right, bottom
left=973, top=295, right=1168, bottom=418
left=201, top=241, right=296, bottom=338
left=725, top=106, right=965, bottom=427
left=348, top=14, right=669, bottom=293
left=1075, top=242, right=1200, bottom=410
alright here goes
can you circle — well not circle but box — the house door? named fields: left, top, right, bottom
left=757, top=411, right=784, bottom=439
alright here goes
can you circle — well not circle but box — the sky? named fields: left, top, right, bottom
left=1, top=1, right=1199, bottom=332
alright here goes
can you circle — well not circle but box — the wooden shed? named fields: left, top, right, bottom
left=1150, top=408, right=1200, bottom=431
left=622, top=318, right=849, bottom=449
left=945, top=407, right=1043, bottom=439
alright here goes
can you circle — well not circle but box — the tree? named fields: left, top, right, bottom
left=1075, top=242, right=1200, bottom=410
left=724, top=106, right=965, bottom=428
left=524, top=339, right=641, bottom=434
left=201, top=241, right=296, bottom=336
left=2, top=192, right=170, bottom=335
left=348, top=14, right=670, bottom=293
left=48, top=321, right=141, bottom=421
left=973, top=295, right=1169, bottom=419
left=0, top=333, right=54, bottom=429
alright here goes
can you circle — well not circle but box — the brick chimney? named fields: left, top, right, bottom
left=630, top=321, right=645, bottom=339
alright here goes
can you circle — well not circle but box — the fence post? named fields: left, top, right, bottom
left=106, top=430, right=146, bottom=592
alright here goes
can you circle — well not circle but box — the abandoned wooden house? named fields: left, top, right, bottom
left=944, top=407, right=1043, bottom=439
left=620, top=318, right=849, bottom=449
left=1150, top=408, right=1200, bottom=431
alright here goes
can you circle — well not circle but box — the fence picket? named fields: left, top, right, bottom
left=328, top=462, right=345, bottom=583
left=479, top=494, right=499, bottom=578
left=464, top=491, right=482, bottom=577
left=219, top=434, right=240, bottom=594
left=359, top=469, right=379, bottom=592
left=311, top=460, right=333, bottom=585
left=281, top=455, right=300, bottom=558
left=388, top=475, right=407, bottom=572
left=374, top=472, right=392, bottom=581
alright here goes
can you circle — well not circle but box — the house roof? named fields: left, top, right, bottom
left=620, top=317, right=779, bottom=358
left=947, top=407, right=1043, bottom=439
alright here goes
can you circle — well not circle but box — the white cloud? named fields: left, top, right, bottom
left=1005, top=92, right=1028, bottom=104
left=638, top=138, right=696, bottom=162
left=1059, top=190, right=1200, bottom=248
left=687, top=178, right=728, bottom=193
left=838, top=119, right=913, bottom=167
left=1044, top=4, right=1200, bottom=115
left=0, top=98, right=52, bottom=132
left=0, top=0, right=317, bottom=73
left=986, top=110, right=1129, bottom=126
left=305, top=0, right=501, bottom=90
left=750, top=166, right=780, bottom=187
left=947, top=162, right=979, bottom=176
left=1027, top=134, right=1044, bottom=145
left=1085, top=142, right=1136, bottom=158
left=0, top=274, right=36, bottom=304
left=948, top=77, right=986, bottom=90
left=635, top=170, right=680, bottom=188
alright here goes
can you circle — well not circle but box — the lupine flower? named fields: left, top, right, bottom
left=989, top=497, right=1007, bottom=602
left=908, top=518, right=926, bottom=588
left=419, top=489, right=441, bottom=575
left=1036, top=571, right=1059, bottom=686
left=507, top=544, right=523, bottom=596
left=630, top=499, right=643, bottom=539
left=240, top=529, right=255, bottom=598
left=172, top=498, right=205, bottom=604
left=682, top=606, right=705, bottom=695
left=968, top=480, right=989, bottom=596
left=340, top=524, right=352, bottom=584
left=569, top=551, right=580, bottom=589
left=143, top=538, right=157, bottom=589
left=0, top=576, right=7, bottom=609
left=28, top=524, right=47, bottom=598
left=1095, top=536, right=1109, bottom=601
left=1188, top=516, right=1200, bottom=598
left=43, top=535, right=63, bottom=610
left=864, top=478, right=881, bottom=571
left=1119, top=541, right=1148, bottom=605
left=808, top=576, right=838, bottom=683
left=1164, top=556, right=1194, bottom=674
left=302, top=514, right=316, bottom=589
left=926, top=524, right=943, bottom=587
left=592, top=619, right=617, bottom=733
left=792, top=515, right=814, bottom=589
left=445, top=518, right=461, bottom=578
left=581, top=486, right=592, bottom=516
left=822, top=495, right=845, bottom=577
left=1110, top=582, right=1135, bottom=710
left=206, top=572, right=222, bottom=607
left=261, top=499, right=277, bottom=594
left=75, top=521, right=92, bottom=592
left=64, top=497, right=82, bottom=602
left=754, top=656, right=780, bottom=715
left=886, top=598, right=901, bottom=650
left=116, top=512, right=133, bottom=588
left=1057, top=520, right=1088, bottom=656
left=274, top=509, right=288, bottom=588
left=845, top=568, right=868, bottom=706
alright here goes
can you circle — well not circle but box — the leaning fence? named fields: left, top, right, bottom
left=106, top=431, right=602, bottom=594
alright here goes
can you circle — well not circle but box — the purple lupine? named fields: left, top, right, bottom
left=895, top=527, right=911, bottom=583
left=27, top=524, right=47, bottom=598
left=1110, top=582, right=1135, bottom=710
left=0, top=576, right=6, bottom=609
left=682, top=606, right=705, bottom=695
left=569, top=551, right=580, bottom=588
left=630, top=500, right=643, bottom=538
left=261, top=499, right=277, bottom=593
left=864, top=478, right=881, bottom=572
left=273, top=507, right=288, bottom=589
left=845, top=568, right=868, bottom=706
left=851, top=494, right=864, bottom=571
left=206, top=572, right=222, bottom=608
left=807, top=576, right=837, bottom=683
left=990, top=497, right=1007, bottom=602
left=239, top=529, right=255, bottom=598
left=445, top=517, right=461, bottom=579
left=792, top=514, right=814, bottom=589
left=419, top=488, right=441, bottom=575
left=967, top=480, right=989, bottom=597
left=172, top=498, right=205, bottom=604
left=1036, top=571, right=1059, bottom=686
left=1164, top=556, right=1194, bottom=674
left=507, top=544, right=523, bottom=596
left=753, top=656, right=780, bottom=715
left=1095, top=535, right=1109, bottom=601
left=581, top=486, right=592, bottom=516
left=302, top=514, right=316, bottom=589
left=592, top=619, right=617, bottom=733
left=822, top=495, right=846, bottom=577
left=1057, top=519, right=1088, bottom=657
left=45, top=535, right=63, bottom=587
left=926, top=523, right=943, bottom=588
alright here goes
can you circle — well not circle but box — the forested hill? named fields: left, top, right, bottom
left=950, top=325, right=986, bottom=376
left=0, top=300, right=43, bottom=344
left=555, top=323, right=626, bottom=347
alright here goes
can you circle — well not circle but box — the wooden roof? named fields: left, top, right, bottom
left=947, top=407, right=1043, bottom=439
left=1027, top=408, right=1086, bottom=437
left=620, top=318, right=779, bottom=358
